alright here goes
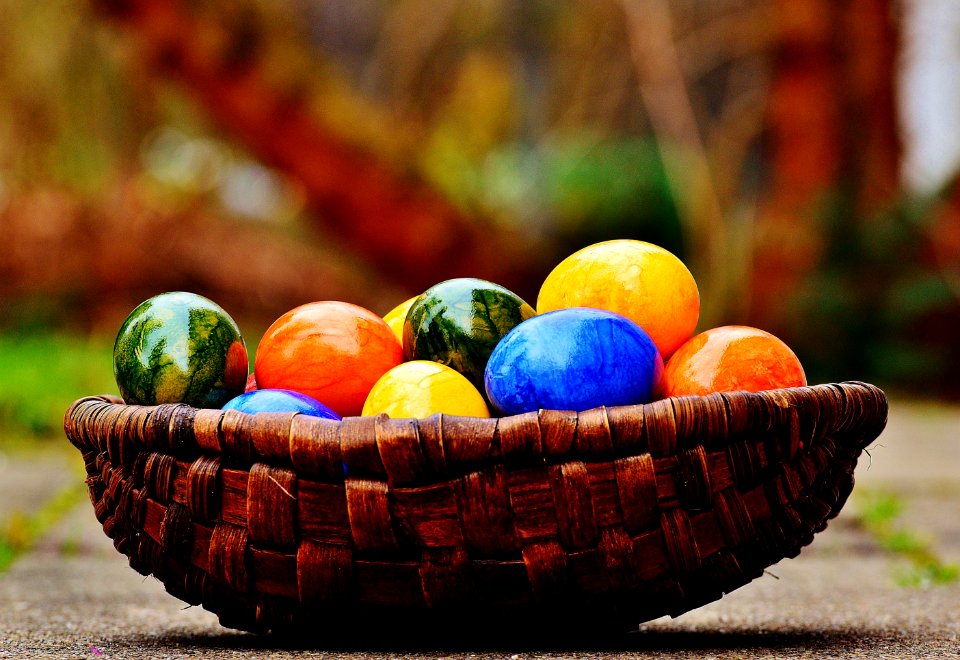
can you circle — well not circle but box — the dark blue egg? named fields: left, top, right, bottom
left=222, top=388, right=341, bottom=420
left=484, top=308, right=663, bottom=415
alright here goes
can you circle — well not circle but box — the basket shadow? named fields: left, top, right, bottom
left=143, top=623, right=878, bottom=654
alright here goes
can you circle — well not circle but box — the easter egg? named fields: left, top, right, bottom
left=222, top=388, right=340, bottom=420
left=254, top=301, right=402, bottom=417
left=361, top=360, right=490, bottom=418
left=113, top=291, right=247, bottom=408
left=484, top=307, right=663, bottom=416
left=660, top=325, right=806, bottom=397
left=382, top=295, right=421, bottom=343
left=403, top=278, right=536, bottom=391
left=537, top=240, right=700, bottom=358
left=244, top=372, right=258, bottom=392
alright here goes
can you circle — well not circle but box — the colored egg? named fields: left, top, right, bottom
left=222, top=388, right=340, bottom=420
left=361, top=360, right=490, bottom=418
left=113, top=291, right=248, bottom=408
left=537, top=240, right=700, bottom=359
left=403, top=278, right=536, bottom=391
left=244, top=372, right=258, bottom=392
left=382, top=295, right=421, bottom=343
left=484, top=307, right=663, bottom=416
left=660, top=325, right=807, bottom=397
left=254, top=301, right=402, bottom=418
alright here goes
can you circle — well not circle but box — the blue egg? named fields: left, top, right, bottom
left=484, top=308, right=663, bottom=415
left=222, top=388, right=341, bottom=420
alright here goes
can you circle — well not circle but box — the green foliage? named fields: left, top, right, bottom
left=856, top=490, right=959, bottom=588
left=0, top=480, right=87, bottom=574
left=0, top=332, right=115, bottom=443
left=895, top=562, right=960, bottom=588
left=471, top=138, right=682, bottom=254
left=788, top=192, right=960, bottom=396
left=543, top=138, right=682, bottom=253
left=859, top=490, right=903, bottom=528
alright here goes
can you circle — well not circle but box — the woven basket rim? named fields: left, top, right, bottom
left=66, top=380, right=884, bottom=417
left=65, top=381, right=888, bottom=481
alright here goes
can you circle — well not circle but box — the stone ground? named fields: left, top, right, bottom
left=0, top=400, right=958, bottom=659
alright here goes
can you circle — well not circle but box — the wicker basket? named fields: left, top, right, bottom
left=64, top=382, right=887, bottom=635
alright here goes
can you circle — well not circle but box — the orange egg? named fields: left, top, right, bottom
left=537, top=240, right=699, bottom=359
left=660, top=325, right=806, bottom=397
left=254, top=301, right=402, bottom=417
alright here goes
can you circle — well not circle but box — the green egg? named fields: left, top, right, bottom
left=403, top=278, right=536, bottom=391
left=113, top=292, right=248, bottom=408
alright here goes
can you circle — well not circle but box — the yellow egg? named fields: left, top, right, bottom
left=382, top=295, right=421, bottom=344
left=361, top=360, right=490, bottom=418
left=537, top=240, right=700, bottom=359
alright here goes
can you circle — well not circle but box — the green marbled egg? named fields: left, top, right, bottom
left=113, top=292, right=248, bottom=408
left=403, top=278, right=536, bottom=391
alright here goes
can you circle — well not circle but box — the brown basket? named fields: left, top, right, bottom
left=64, top=382, right=887, bottom=635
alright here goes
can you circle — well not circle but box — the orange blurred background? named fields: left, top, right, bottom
left=1, top=0, right=959, bottom=409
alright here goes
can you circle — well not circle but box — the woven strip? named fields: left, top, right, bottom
left=64, top=382, right=887, bottom=634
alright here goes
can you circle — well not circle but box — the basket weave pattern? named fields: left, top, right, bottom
left=64, top=382, right=887, bottom=633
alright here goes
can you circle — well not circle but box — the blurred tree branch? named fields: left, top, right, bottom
left=929, top=177, right=960, bottom=304
left=620, top=0, right=901, bottom=332
left=675, top=3, right=780, bottom=79
left=90, top=0, right=543, bottom=297
left=752, top=0, right=901, bottom=331
left=621, top=0, right=763, bottom=325
left=365, top=0, right=461, bottom=116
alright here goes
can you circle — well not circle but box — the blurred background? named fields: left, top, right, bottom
left=1, top=0, right=960, bottom=449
